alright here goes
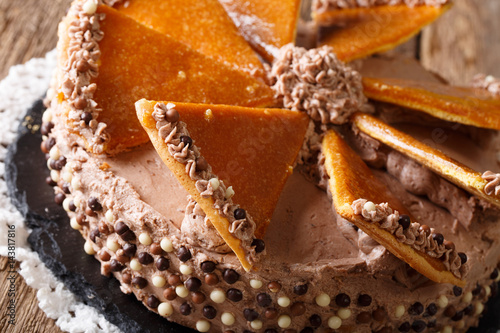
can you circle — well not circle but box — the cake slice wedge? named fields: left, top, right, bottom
left=136, top=100, right=309, bottom=270
left=362, top=76, right=500, bottom=130
left=219, top=0, right=302, bottom=61
left=317, top=4, right=450, bottom=63
left=352, top=112, right=500, bottom=209
left=113, top=0, right=267, bottom=80
left=322, top=129, right=467, bottom=286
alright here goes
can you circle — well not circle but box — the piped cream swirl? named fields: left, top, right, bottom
left=352, top=199, right=467, bottom=279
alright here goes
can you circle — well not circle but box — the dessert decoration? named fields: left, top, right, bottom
left=136, top=100, right=309, bottom=269
left=41, top=0, right=500, bottom=331
left=322, top=129, right=466, bottom=286
left=352, top=112, right=500, bottom=209
left=218, top=0, right=302, bottom=61
left=57, top=3, right=274, bottom=154
left=113, top=0, right=267, bottom=80
left=482, top=171, right=500, bottom=196
left=317, top=5, right=450, bottom=62
left=362, top=76, right=500, bottom=130
left=267, top=45, right=368, bottom=125
left=472, top=74, right=500, bottom=96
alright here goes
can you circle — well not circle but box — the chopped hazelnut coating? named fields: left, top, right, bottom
left=322, top=129, right=465, bottom=286
left=352, top=112, right=500, bottom=209
left=114, top=0, right=266, bottom=80
left=219, top=0, right=302, bottom=61
left=318, top=5, right=450, bottom=62
left=362, top=76, right=500, bottom=130
left=90, top=5, right=274, bottom=152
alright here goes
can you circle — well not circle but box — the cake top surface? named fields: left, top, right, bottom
left=44, top=1, right=500, bottom=331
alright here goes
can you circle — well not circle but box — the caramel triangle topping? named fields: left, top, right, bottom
left=219, top=0, right=302, bottom=62
left=362, top=76, right=500, bottom=130
left=90, top=5, right=274, bottom=153
left=114, top=0, right=266, bottom=80
left=318, top=5, right=450, bottom=63
left=136, top=100, right=309, bottom=269
left=352, top=112, right=500, bottom=209
left=322, top=129, right=466, bottom=286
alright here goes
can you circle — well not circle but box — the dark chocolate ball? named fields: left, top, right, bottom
left=357, top=294, right=372, bottom=307
left=234, top=208, right=246, bottom=220
left=180, top=136, right=193, bottom=148
left=256, top=293, right=272, bottom=307
left=309, top=314, right=322, bottom=327
left=251, top=239, right=266, bottom=253
left=177, top=246, right=192, bottom=262
left=185, top=277, right=202, bottom=292
left=243, top=308, right=259, bottom=321
left=179, top=302, right=191, bottom=316
left=123, top=243, right=137, bottom=257
left=203, top=305, right=217, bottom=319
left=335, top=293, right=351, bottom=307
left=146, top=295, right=160, bottom=309
left=293, top=283, right=308, bottom=295
left=227, top=289, right=243, bottom=302
left=408, top=302, right=424, bottom=315
left=138, top=252, right=153, bottom=265
left=200, top=261, right=216, bottom=273
left=223, top=269, right=239, bottom=284
left=432, top=233, right=444, bottom=246
left=131, top=277, right=147, bottom=289
left=155, top=257, right=170, bottom=271
left=88, top=197, right=102, bottom=211
left=398, top=214, right=411, bottom=229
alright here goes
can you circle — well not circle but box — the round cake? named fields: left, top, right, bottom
left=41, top=0, right=500, bottom=332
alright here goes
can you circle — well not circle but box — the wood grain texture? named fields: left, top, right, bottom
left=421, top=0, right=500, bottom=85
left=0, top=257, right=62, bottom=333
left=0, top=0, right=498, bottom=332
left=0, top=1, right=67, bottom=331
left=0, top=0, right=70, bottom=80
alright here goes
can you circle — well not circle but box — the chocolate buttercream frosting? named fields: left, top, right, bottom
left=267, top=44, right=369, bottom=125
left=352, top=199, right=467, bottom=279
left=152, top=102, right=259, bottom=261
left=41, top=1, right=500, bottom=331
left=482, top=171, right=500, bottom=196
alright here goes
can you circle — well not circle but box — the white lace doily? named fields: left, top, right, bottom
left=0, top=51, right=121, bottom=333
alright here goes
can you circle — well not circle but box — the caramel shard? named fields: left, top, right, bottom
left=92, top=5, right=274, bottom=153
left=136, top=99, right=309, bottom=267
left=322, top=129, right=465, bottom=286
left=318, top=5, right=449, bottom=63
left=219, top=0, right=302, bottom=61
left=352, top=112, right=500, bottom=209
left=362, top=77, right=500, bottom=130
left=359, top=56, right=444, bottom=84
left=114, top=0, right=266, bottom=80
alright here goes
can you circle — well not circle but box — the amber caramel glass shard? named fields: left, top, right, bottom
left=322, top=130, right=465, bottom=286
left=318, top=5, right=449, bottom=63
left=114, top=0, right=266, bottom=80
left=92, top=5, right=274, bottom=153
left=352, top=112, right=500, bottom=209
left=136, top=99, right=309, bottom=255
left=362, top=76, right=500, bottom=130
left=219, top=0, right=302, bottom=62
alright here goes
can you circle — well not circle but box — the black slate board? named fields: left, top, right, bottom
left=5, top=99, right=194, bottom=333
left=4, top=100, right=500, bottom=333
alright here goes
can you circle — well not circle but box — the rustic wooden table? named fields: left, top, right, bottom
left=0, top=0, right=498, bottom=332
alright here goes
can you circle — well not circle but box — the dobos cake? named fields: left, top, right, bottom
left=40, top=0, right=500, bottom=331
